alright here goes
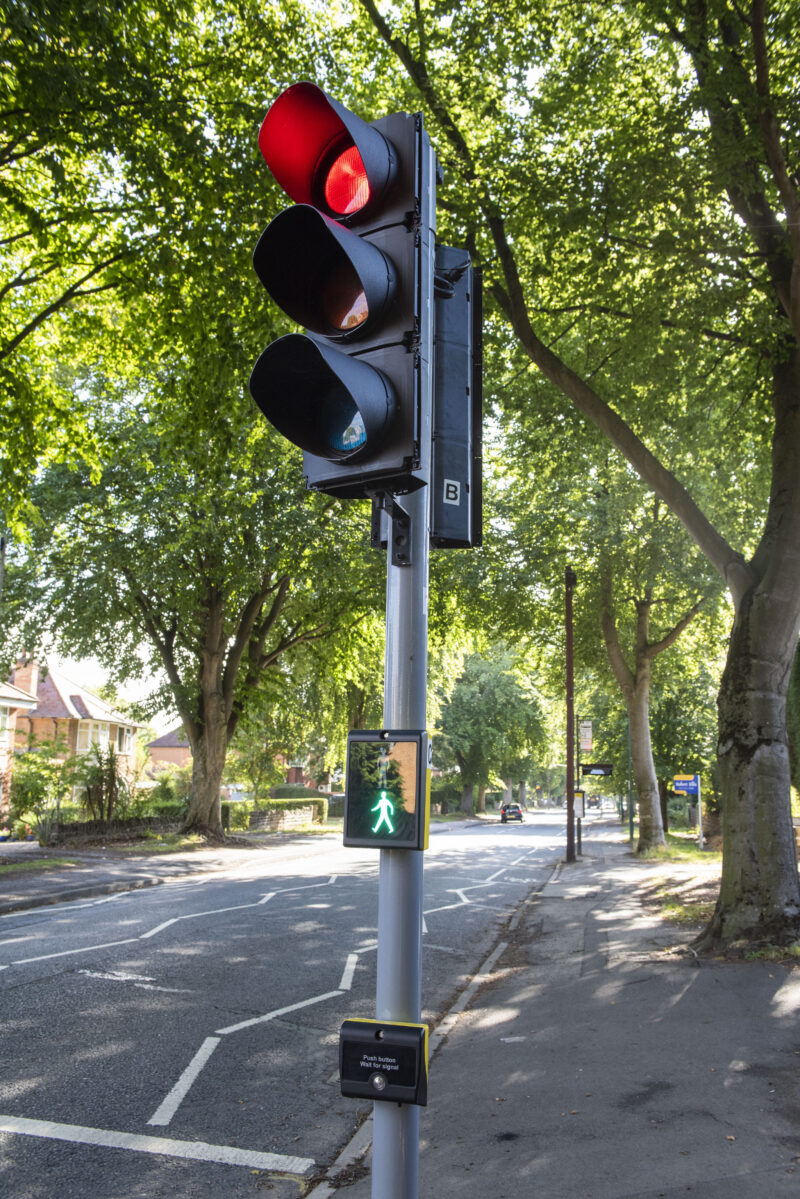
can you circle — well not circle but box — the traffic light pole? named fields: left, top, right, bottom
left=372, top=128, right=436, bottom=1199
left=374, top=485, right=429, bottom=1199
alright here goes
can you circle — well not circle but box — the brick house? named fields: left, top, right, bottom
left=9, top=661, right=140, bottom=785
left=0, top=680, right=38, bottom=817
left=146, top=725, right=192, bottom=771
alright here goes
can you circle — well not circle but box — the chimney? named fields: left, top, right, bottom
left=12, top=658, right=39, bottom=698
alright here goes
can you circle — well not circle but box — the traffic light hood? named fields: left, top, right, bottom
left=253, top=205, right=397, bottom=341
left=249, top=333, right=397, bottom=462
left=259, top=82, right=398, bottom=224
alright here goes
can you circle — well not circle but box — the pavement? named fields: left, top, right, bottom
left=3, top=819, right=800, bottom=1198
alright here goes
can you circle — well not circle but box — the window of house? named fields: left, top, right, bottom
left=76, top=721, right=110, bottom=752
left=0, top=706, right=8, bottom=748
left=116, top=726, right=135, bottom=755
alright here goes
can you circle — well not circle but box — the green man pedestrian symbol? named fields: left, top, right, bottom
left=371, top=790, right=395, bottom=835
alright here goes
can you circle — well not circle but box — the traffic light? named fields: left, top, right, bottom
left=343, top=730, right=430, bottom=849
left=250, top=83, right=436, bottom=498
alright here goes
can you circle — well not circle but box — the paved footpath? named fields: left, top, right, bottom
left=324, top=824, right=800, bottom=1199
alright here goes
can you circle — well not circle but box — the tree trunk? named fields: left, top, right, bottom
left=459, top=781, right=475, bottom=815
left=182, top=630, right=228, bottom=838
left=183, top=723, right=226, bottom=837
left=476, top=783, right=487, bottom=813
left=658, top=778, right=669, bottom=834
left=626, top=679, right=665, bottom=852
left=502, top=777, right=512, bottom=803
left=698, top=596, right=800, bottom=948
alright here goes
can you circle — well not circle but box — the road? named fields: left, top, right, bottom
left=0, top=813, right=574, bottom=1198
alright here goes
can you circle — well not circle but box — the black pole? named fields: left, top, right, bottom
left=565, top=567, right=577, bottom=863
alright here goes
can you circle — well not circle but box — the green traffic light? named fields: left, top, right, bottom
left=371, top=790, right=396, bottom=834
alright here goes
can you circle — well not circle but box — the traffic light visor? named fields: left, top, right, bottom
left=249, top=334, right=396, bottom=461
left=253, top=206, right=397, bottom=340
left=259, top=82, right=397, bottom=223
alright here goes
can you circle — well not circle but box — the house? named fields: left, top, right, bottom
left=0, top=680, right=38, bottom=816
left=146, top=725, right=192, bottom=771
left=9, top=661, right=140, bottom=785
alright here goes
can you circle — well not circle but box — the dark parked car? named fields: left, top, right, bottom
left=500, top=802, right=524, bottom=823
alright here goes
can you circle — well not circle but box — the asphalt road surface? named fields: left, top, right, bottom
left=0, top=812, right=574, bottom=1198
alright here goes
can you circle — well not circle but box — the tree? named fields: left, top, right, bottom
left=353, top=0, right=800, bottom=948
left=6, top=393, right=380, bottom=837
left=435, top=650, right=545, bottom=814
left=0, top=0, right=209, bottom=526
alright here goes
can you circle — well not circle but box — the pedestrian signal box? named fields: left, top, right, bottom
left=339, top=1018, right=428, bottom=1105
left=343, top=730, right=430, bottom=850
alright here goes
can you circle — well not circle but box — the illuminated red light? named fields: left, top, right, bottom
left=324, top=144, right=370, bottom=216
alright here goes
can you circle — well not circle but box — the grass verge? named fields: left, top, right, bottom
left=0, top=857, right=77, bottom=875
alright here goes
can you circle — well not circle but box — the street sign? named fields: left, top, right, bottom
left=343, top=729, right=430, bottom=849
left=673, top=774, right=699, bottom=794
left=578, top=719, right=593, bottom=753
left=582, top=763, right=613, bottom=777
left=574, top=789, right=585, bottom=819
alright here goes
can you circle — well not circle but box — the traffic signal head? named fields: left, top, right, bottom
left=250, top=82, right=436, bottom=498
left=257, top=82, right=397, bottom=223
left=343, top=730, right=430, bottom=850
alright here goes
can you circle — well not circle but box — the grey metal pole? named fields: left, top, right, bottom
left=372, top=486, right=429, bottom=1199
left=371, top=126, right=436, bottom=1199
left=697, top=775, right=704, bottom=849
left=565, top=567, right=576, bottom=863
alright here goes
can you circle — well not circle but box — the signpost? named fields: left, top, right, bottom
left=674, top=773, right=703, bottom=848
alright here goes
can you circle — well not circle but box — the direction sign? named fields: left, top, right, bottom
left=673, top=774, right=699, bottom=794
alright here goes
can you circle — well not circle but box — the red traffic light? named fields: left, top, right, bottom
left=259, top=82, right=397, bottom=223
left=252, top=205, right=397, bottom=340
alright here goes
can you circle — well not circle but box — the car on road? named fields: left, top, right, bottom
left=500, top=802, right=524, bottom=823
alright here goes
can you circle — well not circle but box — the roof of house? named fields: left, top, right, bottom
left=147, top=725, right=190, bottom=749
left=0, top=681, right=38, bottom=709
left=23, top=664, right=138, bottom=726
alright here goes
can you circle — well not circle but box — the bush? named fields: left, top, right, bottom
left=72, top=745, right=129, bottom=822
left=140, top=798, right=189, bottom=819
left=271, top=784, right=328, bottom=799
left=228, top=800, right=253, bottom=831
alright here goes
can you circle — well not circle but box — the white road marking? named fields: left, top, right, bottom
left=78, top=969, right=192, bottom=994
left=0, top=1113, right=314, bottom=1174
left=147, top=1037, right=221, bottom=1125
left=8, top=896, right=276, bottom=966
left=338, top=953, right=358, bottom=991
left=14, top=937, right=140, bottom=964
left=140, top=892, right=275, bottom=939
left=5, top=876, right=340, bottom=969
left=80, top=969, right=155, bottom=983
left=215, top=990, right=343, bottom=1036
